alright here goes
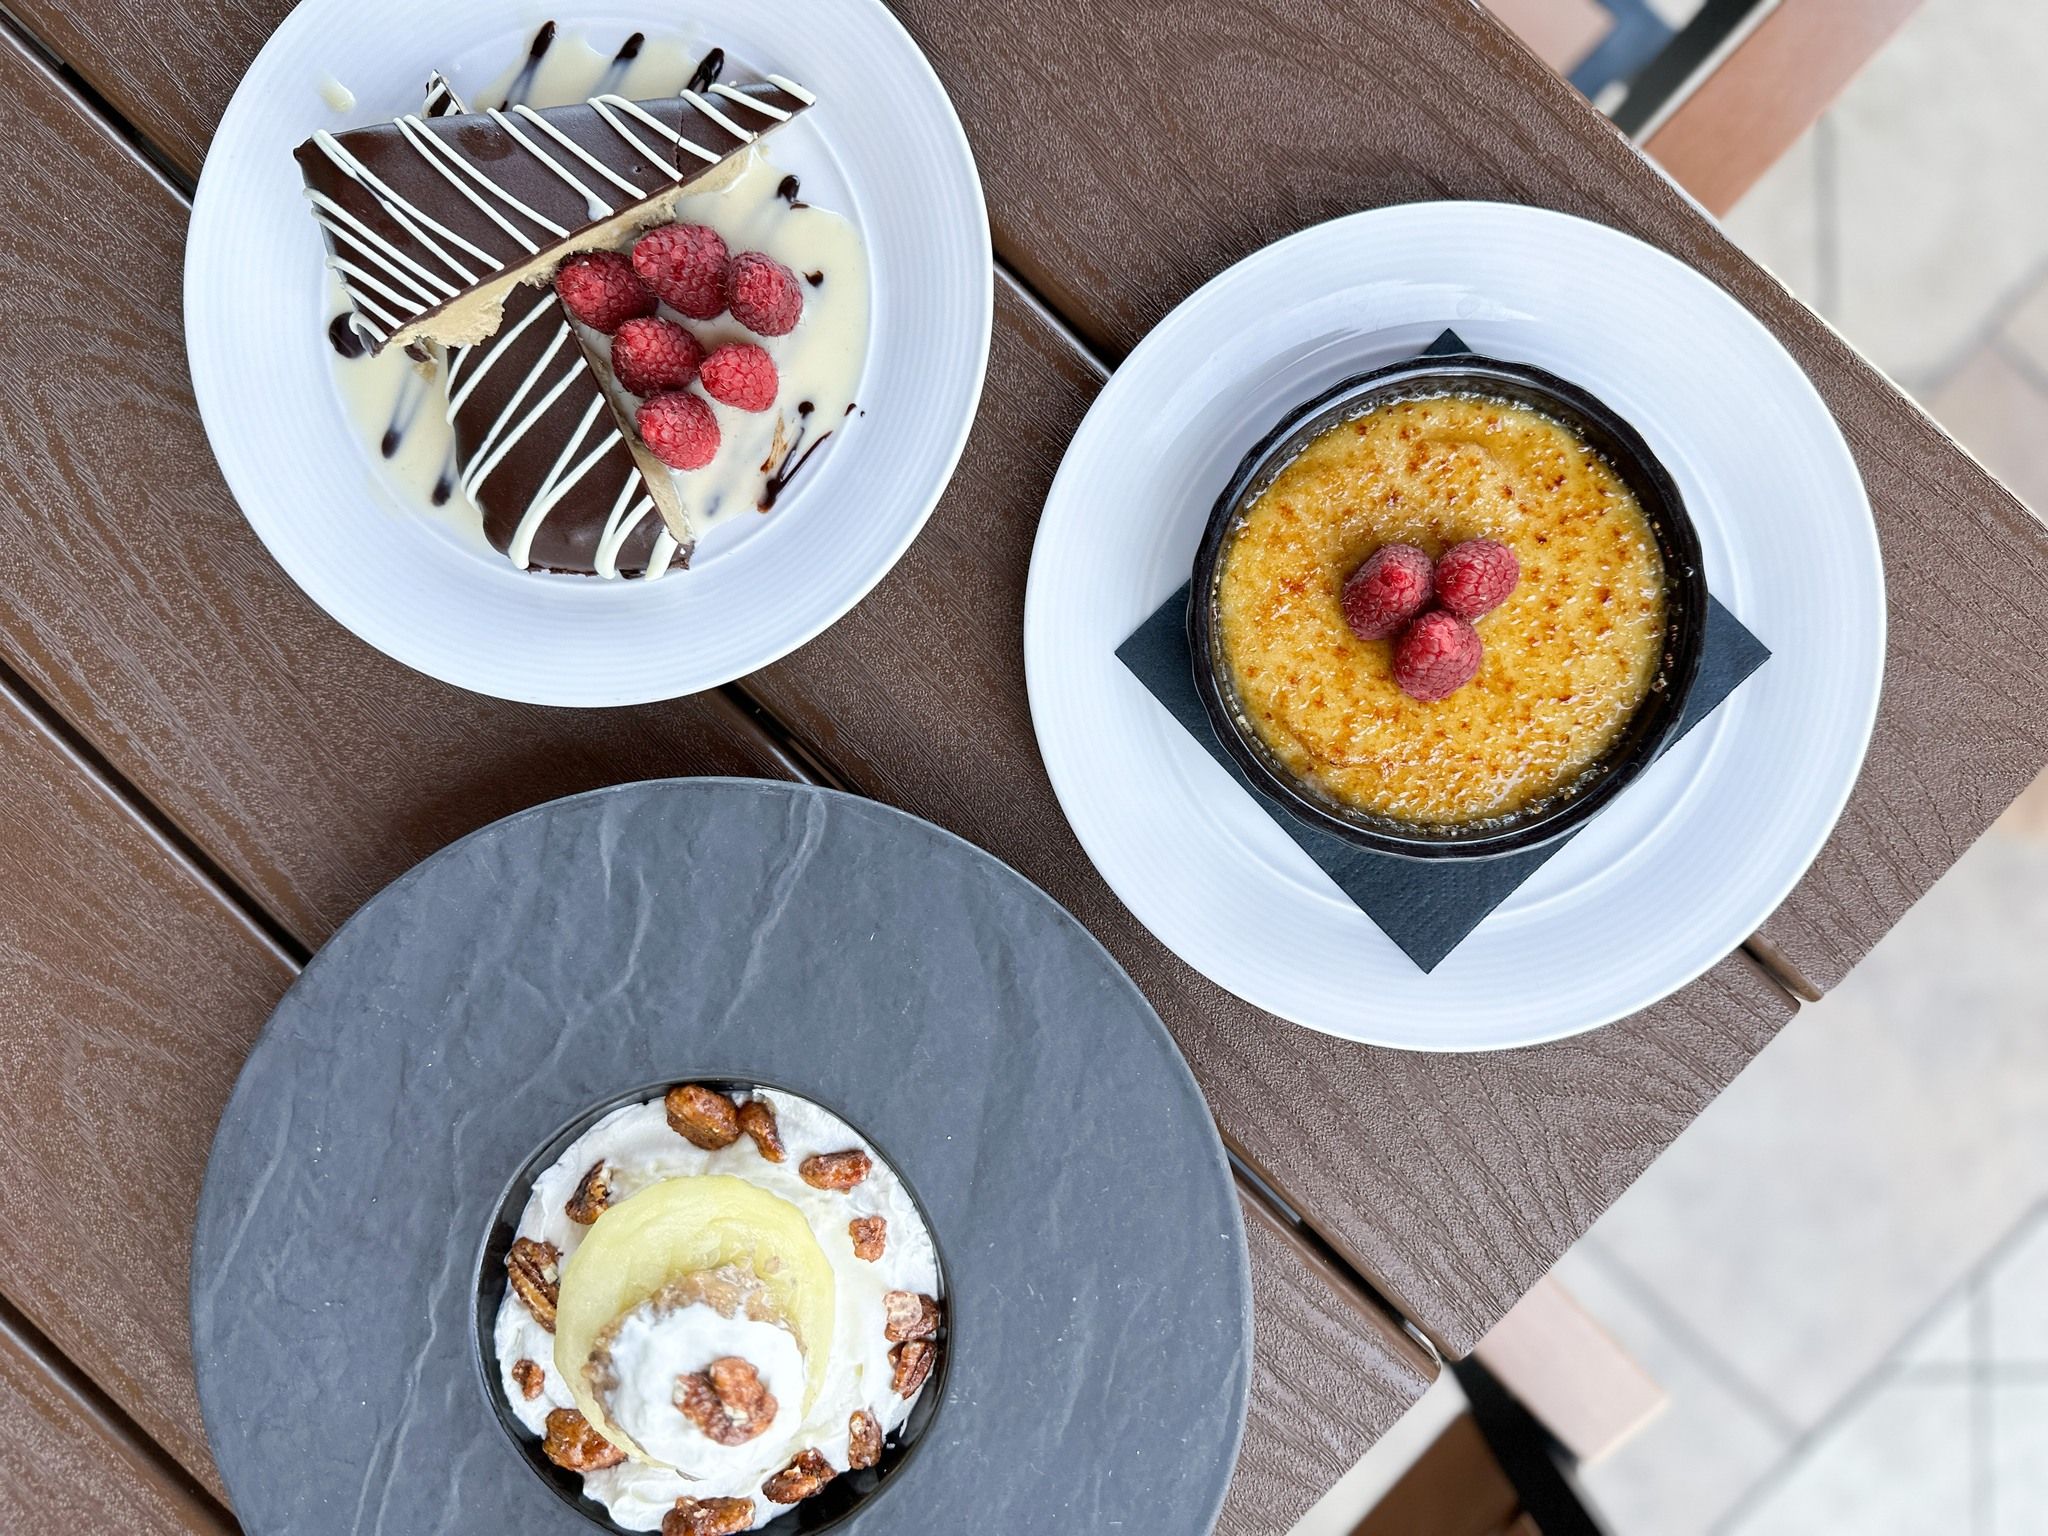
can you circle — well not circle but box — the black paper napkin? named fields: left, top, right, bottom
left=1117, top=334, right=1771, bottom=973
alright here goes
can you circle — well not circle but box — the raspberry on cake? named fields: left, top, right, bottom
left=555, top=251, right=656, bottom=334
left=700, top=344, right=779, bottom=412
left=727, top=252, right=804, bottom=337
left=634, top=223, right=731, bottom=320
left=613, top=318, right=706, bottom=397
left=638, top=392, right=721, bottom=471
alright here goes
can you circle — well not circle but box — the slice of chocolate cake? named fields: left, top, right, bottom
left=298, top=68, right=813, bottom=352
left=445, top=281, right=689, bottom=578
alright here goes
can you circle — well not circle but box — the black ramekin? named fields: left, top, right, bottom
left=1188, top=352, right=1708, bottom=861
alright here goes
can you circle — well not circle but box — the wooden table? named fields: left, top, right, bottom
left=1, top=2, right=2043, bottom=1531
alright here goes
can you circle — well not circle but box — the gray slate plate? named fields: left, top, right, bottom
left=191, top=780, right=1252, bottom=1535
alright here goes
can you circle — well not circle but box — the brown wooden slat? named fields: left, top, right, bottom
left=0, top=36, right=1423, bottom=1516
left=0, top=684, right=292, bottom=1498
left=1227, top=1199, right=1436, bottom=1536
left=0, top=1297, right=236, bottom=1536
left=0, top=31, right=807, bottom=950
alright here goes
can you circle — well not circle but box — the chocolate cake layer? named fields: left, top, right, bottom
left=298, top=68, right=813, bottom=351
left=446, top=281, right=688, bottom=578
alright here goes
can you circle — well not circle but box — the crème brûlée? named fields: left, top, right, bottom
left=1215, top=393, right=1670, bottom=826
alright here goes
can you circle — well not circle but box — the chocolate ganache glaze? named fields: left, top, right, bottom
left=445, top=280, right=687, bottom=578
left=296, top=68, right=813, bottom=352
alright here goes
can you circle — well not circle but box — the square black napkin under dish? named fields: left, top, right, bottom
left=1117, top=332, right=1772, bottom=974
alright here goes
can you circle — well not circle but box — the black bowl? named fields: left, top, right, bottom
left=472, top=1078, right=950, bottom=1534
left=1188, top=352, right=1708, bottom=861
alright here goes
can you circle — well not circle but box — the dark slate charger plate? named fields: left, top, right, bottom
left=190, top=780, right=1251, bottom=1536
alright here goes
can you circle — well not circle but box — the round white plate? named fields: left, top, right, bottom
left=1024, top=202, right=1884, bottom=1052
left=188, top=0, right=990, bottom=705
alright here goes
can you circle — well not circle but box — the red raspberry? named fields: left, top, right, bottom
left=553, top=250, right=655, bottom=333
left=1434, top=539, right=1521, bottom=620
left=637, top=391, right=720, bottom=471
left=1340, top=543, right=1434, bottom=641
left=699, top=343, right=779, bottom=412
left=726, top=252, right=804, bottom=337
left=1393, top=611, right=1484, bottom=703
left=632, top=224, right=729, bottom=320
left=611, top=318, right=705, bottom=397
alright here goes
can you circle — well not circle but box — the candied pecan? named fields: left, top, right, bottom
left=736, top=1098, right=785, bottom=1162
left=848, top=1215, right=887, bottom=1262
left=543, top=1407, right=625, bottom=1471
left=761, top=1447, right=835, bottom=1504
left=511, top=1358, right=546, bottom=1401
left=506, top=1236, right=561, bottom=1332
left=663, top=1497, right=754, bottom=1536
left=666, top=1084, right=742, bottom=1149
left=846, top=1408, right=883, bottom=1470
left=565, top=1161, right=612, bottom=1224
left=882, top=1291, right=942, bottom=1343
left=799, top=1149, right=871, bottom=1191
left=676, top=1356, right=778, bottom=1445
left=890, top=1340, right=936, bottom=1398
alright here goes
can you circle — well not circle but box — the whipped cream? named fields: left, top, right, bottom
left=493, top=1090, right=940, bottom=1531
left=600, top=1299, right=803, bottom=1480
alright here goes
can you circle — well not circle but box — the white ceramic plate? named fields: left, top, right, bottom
left=188, top=0, right=989, bottom=704
left=1024, top=203, right=1884, bottom=1051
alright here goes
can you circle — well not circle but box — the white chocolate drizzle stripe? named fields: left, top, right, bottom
left=309, top=192, right=460, bottom=305
left=485, top=108, right=613, bottom=221
left=765, top=74, right=816, bottom=106
left=461, top=324, right=577, bottom=496
left=325, top=257, right=416, bottom=327
left=397, top=115, right=553, bottom=249
left=421, top=72, right=467, bottom=117
left=593, top=475, right=646, bottom=580
left=405, top=119, right=573, bottom=239
left=676, top=89, right=754, bottom=143
left=588, top=98, right=697, bottom=172
left=509, top=398, right=617, bottom=568
left=511, top=105, right=648, bottom=200
left=709, top=84, right=791, bottom=122
left=444, top=287, right=557, bottom=418
left=310, top=129, right=489, bottom=280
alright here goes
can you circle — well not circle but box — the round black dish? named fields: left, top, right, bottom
left=191, top=780, right=1251, bottom=1536
left=1188, top=352, right=1709, bottom=861
left=474, top=1078, right=951, bottom=1534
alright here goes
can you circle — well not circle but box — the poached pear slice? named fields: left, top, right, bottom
left=554, top=1175, right=836, bottom=1461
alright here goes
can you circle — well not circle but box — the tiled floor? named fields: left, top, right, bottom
left=1296, top=0, right=2048, bottom=1530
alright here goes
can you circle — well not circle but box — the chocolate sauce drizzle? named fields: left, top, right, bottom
left=498, top=22, right=557, bottom=109
left=430, top=452, right=456, bottom=507
left=776, top=174, right=807, bottom=209
left=686, top=47, right=725, bottom=95
left=327, top=312, right=367, bottom=359
left=804, top=270, right=824, bottom=288
left=759, top=401, right=834, bottom=512
left=380, top=367, right=433, bottom=459
left=595, top=32, right=644, bottom=95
